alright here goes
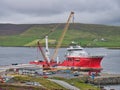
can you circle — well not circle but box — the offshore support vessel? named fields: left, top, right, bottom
left=58, top=42, right=104, bottom=70
left=29, top=11, right=104, bottom=71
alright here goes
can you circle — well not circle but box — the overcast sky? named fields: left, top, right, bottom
left=0, top=0, right=120, bottom=26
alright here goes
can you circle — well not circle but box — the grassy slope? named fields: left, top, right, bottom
left=0, top=23, right=120, bottom=47
left=13, top=76, right=66, bottom=90
left=52, top=76, right=99, bottom=90
left=3, top=75, right=98, bottom=90
left=0, top=75, right=66, bottom=90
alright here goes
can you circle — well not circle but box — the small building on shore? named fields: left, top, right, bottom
left=18, top=66, right=43, bottom=76
left=6, top=64, right=43, bottom=76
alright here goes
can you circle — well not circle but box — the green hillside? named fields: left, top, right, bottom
left=0, top=23, right=120, bottom=47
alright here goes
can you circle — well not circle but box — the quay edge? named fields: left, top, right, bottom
left=88, top=73, right=120, bottom=85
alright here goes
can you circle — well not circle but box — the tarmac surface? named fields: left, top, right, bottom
left=49, top=79, right=80, bottom=90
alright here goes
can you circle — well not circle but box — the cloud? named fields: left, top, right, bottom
left=0, top=0, right=120, bottom=25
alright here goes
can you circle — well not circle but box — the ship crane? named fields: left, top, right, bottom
left=36, top=24, right=60, bottom=68
left=37, top=32, right=52, bottom=64
left=51, top=11, right=74, bottom=62
left=30, top=11, right=74, bottom=69
left=37, top=41, right=48, bottom=62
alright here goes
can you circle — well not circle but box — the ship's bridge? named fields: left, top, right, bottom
left=66, top=45, right=88, bottom=57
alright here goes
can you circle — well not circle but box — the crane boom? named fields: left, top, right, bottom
left=37, top=24, right=60, bottom=64
left=51, top=11, right=74, bottom=62
left=37, top=41, right=48, bottom=62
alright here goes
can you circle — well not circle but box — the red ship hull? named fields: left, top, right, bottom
left=29, top=60, right=57, bottom=67
left=30, top=56, right=103, bottom=70
left=59, top=56, right=103, bottom=70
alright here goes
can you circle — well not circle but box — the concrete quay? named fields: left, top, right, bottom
left=89, top=73, right=120, bottom=85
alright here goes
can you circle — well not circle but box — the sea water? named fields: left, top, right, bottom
left=0, top=47, right=120, bottom=89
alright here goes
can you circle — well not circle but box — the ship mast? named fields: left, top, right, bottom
left=45, top=36, right=50, bottom=63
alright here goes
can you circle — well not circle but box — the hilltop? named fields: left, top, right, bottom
left=0, top=23, right=120, bottom=47
left=0, top=24, right=33, bottom=35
